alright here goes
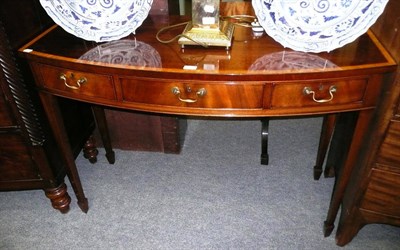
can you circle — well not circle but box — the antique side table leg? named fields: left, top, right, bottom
left=314, top=114, right=337, bottom=180
left=260, top=119, right=269, bottom=165
left=335, top=207, right=366, bottom=246
left=91, top=105, right=115, bottom=164
left=83, top=135, right=99, bottom=163
left=38, top=92, right=89, bottom=213
left=44, top=183, right=71, bottom=214
left=323, top=110, right=373, bottom=237
left=323, top=115, right=349, bottom=180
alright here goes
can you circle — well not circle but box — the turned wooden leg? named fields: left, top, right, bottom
left=83, top=135, right=99, bottom=163
left=91, top=106, right=115, bottom=164
left=314, top=114, right=337, bottom=180
left=44, top=183, right=71, bottom=214
left=260, top=119, right=269, bottom=165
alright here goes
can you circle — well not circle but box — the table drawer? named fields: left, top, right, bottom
left=120, top=78, right=264, bottom=109
left=270, top=78, right=367, bottom=108
left=361, top=168, right=400, bottom=217
left=36, top=64, right=116, bottom=100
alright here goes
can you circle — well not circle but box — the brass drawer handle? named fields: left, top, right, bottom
left=171, top=87, right=207, bottom=103
left=303, top=85, right=337, bottom=103
left=59, top=73, right=87, bottom=90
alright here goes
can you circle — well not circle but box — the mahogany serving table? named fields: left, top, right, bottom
left=19, top=16, right=396, bottom=242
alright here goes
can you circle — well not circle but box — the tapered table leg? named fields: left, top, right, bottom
left=323, top=110, right=373, bottom=237
left=38, top=93, right=88, bottom=213
left=261, top=119, right=269, bottom=165
left=91, top=106, right=115, bottom=164
left=314, top=114, right=337, bottom=180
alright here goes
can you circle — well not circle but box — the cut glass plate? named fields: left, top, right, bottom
left=79, top=39, right=161, bottom=68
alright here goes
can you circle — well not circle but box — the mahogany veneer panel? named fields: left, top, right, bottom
left=120, top=77, right=264, bottom=109
left=361, top=168, right=400, bottom=218
left=376, top=120, right=400, bottom=168
left=36, top=64, right=116, bottom=100
left=270, top=78, right=367, bottom=108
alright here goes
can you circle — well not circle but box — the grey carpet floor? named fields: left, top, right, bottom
left=1, top=117, right=399, bottom=249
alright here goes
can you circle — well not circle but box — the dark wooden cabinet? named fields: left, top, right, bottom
left=0, top=0, right=96, bottom=213
left=336, top=74, right=400, bottom=246
left=335, top=0, right=400, bottom=245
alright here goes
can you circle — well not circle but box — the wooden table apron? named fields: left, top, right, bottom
left=19, top=17, right=397, bottom=238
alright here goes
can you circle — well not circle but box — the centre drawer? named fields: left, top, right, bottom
left=270, top=78, right=368, bottom=108
left=120, top=78, right=264, bottom=109
left=34, top=64, right=116, bottom=100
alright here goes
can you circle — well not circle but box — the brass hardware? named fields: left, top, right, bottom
left=59, top=73, right=87, bottom=90
left=303, top=85, right=337, bottom=103
left=171, top=86, right=207, bottom=103
left=178, top=21, right=235, bottom=49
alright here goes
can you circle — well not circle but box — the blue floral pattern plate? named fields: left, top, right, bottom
left=39, top=0, right=153, bottom=42
left=252, top=0, right=389, bottom=53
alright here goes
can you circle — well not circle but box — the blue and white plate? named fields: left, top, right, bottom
left=40, top=0, right=153, bottom=42
left=252, top=0, right=389, bottom=53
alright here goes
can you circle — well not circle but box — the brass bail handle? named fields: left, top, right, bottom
left=60, top=73, right=87, bottom=90
left=171, top=86, right=207, bottom=103
left=303, top=85, right=337, bottom=103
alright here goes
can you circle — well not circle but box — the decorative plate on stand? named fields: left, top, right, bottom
left=39, top=0, right=153, bottom=42
left=252, top=0, right=389, bottom=53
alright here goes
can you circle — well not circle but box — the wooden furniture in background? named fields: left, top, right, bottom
left=220, top=1, right=254, bottom=16
left=93, top=109, right=186, bottom=153
left=92, top=0, right=186, bottom=153
left=333, top=0, right=400, bottom=245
